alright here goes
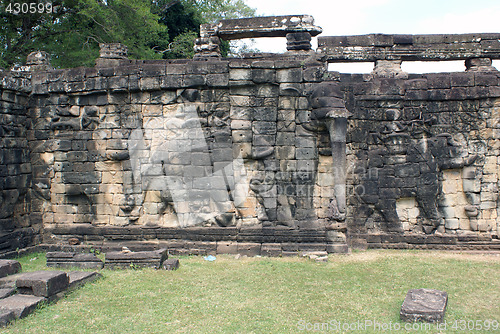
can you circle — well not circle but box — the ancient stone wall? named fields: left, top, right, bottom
left=20, top=44, right=349, bottom=255
left=341, top=72, right=500, bottom=250
left=0, top=16, right=499, bottom=255
left=0, top=67, right=40, bottom=254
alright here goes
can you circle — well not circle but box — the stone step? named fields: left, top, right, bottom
left=104, top=249, right=168, bottom=269
left=0, top=294, right=46, bottom=319
left=0, top=288, right=16, bottom=299
left=68, top=271, right=102, bottom=289
left=16, top=271, right=69, bottom=297
left=46, top=252, right=104, bottom=270
left=0, top=310, right=15, bottom=327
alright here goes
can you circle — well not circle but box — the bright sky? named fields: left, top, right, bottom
left=244, top=0, right=500, bottom=73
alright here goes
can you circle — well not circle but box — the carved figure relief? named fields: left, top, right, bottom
left=354, top=109, right=477, bottom=234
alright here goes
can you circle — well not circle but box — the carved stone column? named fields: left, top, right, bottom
left=26, top=51, right=53, bottom=71
left=194, top=23, right=222, bottom=59
left=286, top=32, right=312, bottom=51
left=95, top=43, right=129, bottom=67
left=372, top=60, right=408, bottom=79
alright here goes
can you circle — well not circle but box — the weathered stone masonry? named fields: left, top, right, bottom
left=1, top=15, right=500, bottom=256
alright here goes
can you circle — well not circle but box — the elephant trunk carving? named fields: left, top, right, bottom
left=310, top=82, right=350, bottom=222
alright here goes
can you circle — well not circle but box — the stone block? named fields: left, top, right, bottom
left=277, top=68, right=302, bottom=83
left=229, top=69, right=252, bottom=81
left=232, top=130, right=252, bottom=143
left=231, top=120, right=251, bottom=130
left=0, top=295, right=46, bottom=320
left=0, top=288, right=15, bottom=300
left=46, top=252, right=104, bottom=269
left=400, top=289, right=448, bottom=323
left=261, top=243, right=282, bottom=257
left=162, top=259, right=180, bottom=271
left=252, top=69, right=275, bottom=83
left=0, top=310, right=15, bottom=327
left=104, top=249, right=168, bottom=269
left=217, top=241, right=238, bottom=254
left=326, top=244, right=349, bottom=253
left=445, top=219, right=460, bottom=230
left=0, top=260, right=21, bottom=279
left=67, top=271, right=102, bottom=290
left=237, top=243, right=261, bottom=256
left=16, top=271, right=69, bottom=297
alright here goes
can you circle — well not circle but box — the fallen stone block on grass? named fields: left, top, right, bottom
left=104, top=249, right=168, bottom=269
left=0, top=260, right=21, bottom=279
left=16, top=271, right=69, bottom=297
left=0, top=310, right=15, bottom=327
left=400, top=288, right=448, bottom=323
left=0, top=294, right=46, bottom=319
left=162, top=259, right=180, bottom=271
left=68, top=271, right=102, bottom=289
left=46, top=252, right=104, bottom=269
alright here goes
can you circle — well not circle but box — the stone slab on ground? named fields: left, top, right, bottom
left=400, top=289, right=448, bottom=323
left=104, top=249, right=168, bottom=269
left=0, top=273, right=24, bottom=289
left=0, top=294, right=46, bottom=319
left=46, top=252, right=104, bottom=269
left=0, top=260, right=21, bottom=279
left=0, top=288, right=16, bottom=299
left=16, top=271, right=69, bottom=297
left=68, top=271, right=102, bottom=289
left=162, top=259, right=180, bottom=271
left=0, top=310, right=15, bottom=327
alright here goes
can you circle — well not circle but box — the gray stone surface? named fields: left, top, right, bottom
left=0, top=294, right=46, bottom=319
left=104, top=249, right=168, bottom=269
left=211, top=15, right=322, bottom=40
left=0, top=288, right=16, bottom=300
left=1, top=13, right=500, bottom=258
left=318, top=33, right=500, bottom=62
left=0, top=273, right=25, bottom=289
left=16, top=271, right=69, bottom=297
left=0, top=260, right=21, bottom=279
left=67, top=271, right=102, bottom=289
left=162, top=259, right=180, bottom=271
left=0, top=310, right=15, bottom=327
left=46, top=252, right=104, bottom=269
left=400, top=289, right=448, bottom=323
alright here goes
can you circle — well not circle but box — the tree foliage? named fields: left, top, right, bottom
left=1, top=0, right=168, bottom=68
left=155, top=0, right=256, bottom=59
left=0, top=0, right=255, bottom=69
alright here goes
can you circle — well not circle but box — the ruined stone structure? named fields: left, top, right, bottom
left=1, top=15, right=499, bottom=256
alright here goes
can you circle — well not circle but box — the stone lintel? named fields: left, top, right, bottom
left=205, top=15, right=322, bottom=40
left=0, top=295, right=46, bottom=319
left=319, top=33, right=500, bottom=62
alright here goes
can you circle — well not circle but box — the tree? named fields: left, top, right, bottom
left=154, top=0, right=256, bottom=59
left=1, top=0, right=168, bottom=68
left=0, top=0, right=256, bottom=68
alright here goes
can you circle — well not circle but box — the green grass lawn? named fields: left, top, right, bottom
left=2, top=250, right=499, bottom=333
